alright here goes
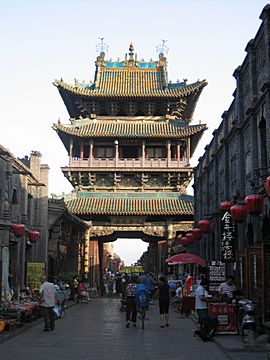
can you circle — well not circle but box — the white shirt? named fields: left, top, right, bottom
left=195, top=285, right=207, bottom=309
left=40, top=281, right=57, bottom=307
left=176, top=287, right=183, bottom=299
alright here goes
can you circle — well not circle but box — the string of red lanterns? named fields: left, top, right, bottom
left=11, top=224, right=40, bottom=243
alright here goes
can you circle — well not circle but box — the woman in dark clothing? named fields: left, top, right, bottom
left=155, top=276, right=170, bottom=328
left=125, top=277, right=137, bottom=328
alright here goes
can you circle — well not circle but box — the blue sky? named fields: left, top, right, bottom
left=1, top=1, right=268, bottom=264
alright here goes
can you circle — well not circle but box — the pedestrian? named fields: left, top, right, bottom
left=108, top=275, right=115, bottom=296
left=115, top=273, right=122, bottom=296
left=174, top=281, right=183, bottom=312
left=125, top=276, right=137, bottom=328
left=73, top=275, right=79, bottom=301
left=77, top=280, right=91, bottom=303
left=145, top=272, right=154, bottom=303
left=39, top=275, right=57, bottom=332
left=195, top=279, right=209, bottom=330
left=185, top=273, right=193, bottom=295
left=154, top=276, right=170, bottom=328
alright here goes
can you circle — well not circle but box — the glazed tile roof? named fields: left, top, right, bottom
left=54, top=121, right=206, bottom=139
left=64, top=192, right=194, bottom=216
left=54, top=78, right=206, bottom=98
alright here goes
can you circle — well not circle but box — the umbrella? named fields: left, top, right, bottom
left=165, top=253, right=208, bottom=267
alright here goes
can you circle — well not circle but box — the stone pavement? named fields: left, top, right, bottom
left=0, top=298, right=268, bottom=360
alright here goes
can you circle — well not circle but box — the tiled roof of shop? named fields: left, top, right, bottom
left=54, top=121, right=206, bottom=139
left=64, top=192, right=194, bottom=216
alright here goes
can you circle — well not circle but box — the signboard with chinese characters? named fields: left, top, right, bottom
left=26, top=262, right=45, bottom=290
left=209, top=261, right=226, bottom=293
left=220, top=211, right=235, bottom=262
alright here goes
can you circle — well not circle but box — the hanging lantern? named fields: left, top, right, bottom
left=192, top=228, right=202, bottom=240
left=198, top=220, right=211, bottom=233
left=220, top=201, right=233, bottom=211
left=264, top=176, right=270, bottom=197
left=28, top=231, right=40, bottom=243
left=245, top=194, right=264, bottom=215
left=180, top=237, right=189, bottom=246
left=186, top=233, right=195, bottom=245
left=230, top=205, right=247, bottom=223
left=12, top=224, right=25, bottom=237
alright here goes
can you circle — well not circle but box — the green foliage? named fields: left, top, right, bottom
left=59, top=272, right=78, bottom=289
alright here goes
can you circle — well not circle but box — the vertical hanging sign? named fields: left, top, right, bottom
left=220, top=211, right=235, bottom=262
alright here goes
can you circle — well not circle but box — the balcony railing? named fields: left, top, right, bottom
left=69, top=157, right=188, bottom=168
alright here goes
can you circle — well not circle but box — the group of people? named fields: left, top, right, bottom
left=123, top=273, right=171, bottom=328
left=73, top=276, right=92, bottom=303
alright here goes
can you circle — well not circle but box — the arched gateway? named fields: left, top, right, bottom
left=53, top=43, right=207, bottom=290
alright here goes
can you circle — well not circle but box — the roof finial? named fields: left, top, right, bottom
left=156, top=39, right=169, bottom=57
left=129, top=42, right=134, bottom=61
left=95, top=37, right=109, bottom=57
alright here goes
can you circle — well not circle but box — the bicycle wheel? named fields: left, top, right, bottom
left=141, top=309, right=145, bottom=329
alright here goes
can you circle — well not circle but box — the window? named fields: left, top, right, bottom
left=94, top=147, right=114, bottom=158
left=146, top=147, right=166, bottom=158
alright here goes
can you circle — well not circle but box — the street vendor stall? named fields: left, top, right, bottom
left=208, top=302, right=237, bottom=334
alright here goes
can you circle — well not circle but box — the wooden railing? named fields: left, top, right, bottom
left=69, top=157, right=188, bottom=168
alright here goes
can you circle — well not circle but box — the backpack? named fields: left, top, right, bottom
left=195, top=317, right=217, bottom=342
left=137, top=290, right=149, bottom=309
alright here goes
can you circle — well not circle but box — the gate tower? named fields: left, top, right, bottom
left=53, top=43, right=207, bottom=284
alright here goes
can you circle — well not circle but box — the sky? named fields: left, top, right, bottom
left=1, top=0, right=268, bottom=265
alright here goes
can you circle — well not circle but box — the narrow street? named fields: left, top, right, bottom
left=0, top=299, right=233, bottom=360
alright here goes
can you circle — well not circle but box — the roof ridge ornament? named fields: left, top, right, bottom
left=156, top=39, right=169, bottom=57
left=95, top=37, right=109, bottom=56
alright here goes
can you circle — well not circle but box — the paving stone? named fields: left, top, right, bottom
left=0, top=299, right=267, bottom=360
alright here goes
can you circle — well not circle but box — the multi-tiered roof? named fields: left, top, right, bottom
left=54, top=44, right=207, bottom=219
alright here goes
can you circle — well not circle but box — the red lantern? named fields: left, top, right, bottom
left=220, top=201, right=233, bottom=211
left=186, top=233, right=195, bottom=244
left=28, top=231, right=40, bottom=242
left=264, top=176, right=270, bottom=197
left=192, top=228, right=202, bottom=240
left=180, top=237, right=189, bottom=246
left=198, top=220, right=211, bottom=233
left=245, top=194, right=264, bottom=215
left=12, top=224, right=25, bottom=237
left=230, top=205, right=247, bottom=223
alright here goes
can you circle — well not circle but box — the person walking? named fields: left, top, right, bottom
left=195, top=279, right=209, bottom=330
left=154, top=276, right=170, bottom=328
left=145, top=273, right=154, bottom=304
left=125, top=277, right=137, bottom=328
left=40, top=276, right=57, bottom=332
left=73, top=275, right=79, bottom=301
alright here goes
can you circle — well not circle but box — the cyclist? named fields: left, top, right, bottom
left=135, top=278, right=150, bottom=329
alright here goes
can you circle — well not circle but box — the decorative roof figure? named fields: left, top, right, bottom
left=54, top=42, right=207, bottom=120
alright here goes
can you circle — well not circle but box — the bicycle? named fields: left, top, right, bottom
left=136, top=289, right=149, bottom=329
left=139, top=306, right=146, bottom=329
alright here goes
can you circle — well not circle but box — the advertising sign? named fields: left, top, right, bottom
left=26, top=262, right=45, bottom=290
left=220, top=211, right=235, bottom=262
left=209, top=261, right=226, bottom=293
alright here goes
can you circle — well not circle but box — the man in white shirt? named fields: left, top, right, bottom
left=40, top=276, right=57, bottom=332
left=195, top=279, right=209, bottom=327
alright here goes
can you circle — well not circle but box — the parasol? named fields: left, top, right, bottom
left=165, top=253, right=208, bottom=267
